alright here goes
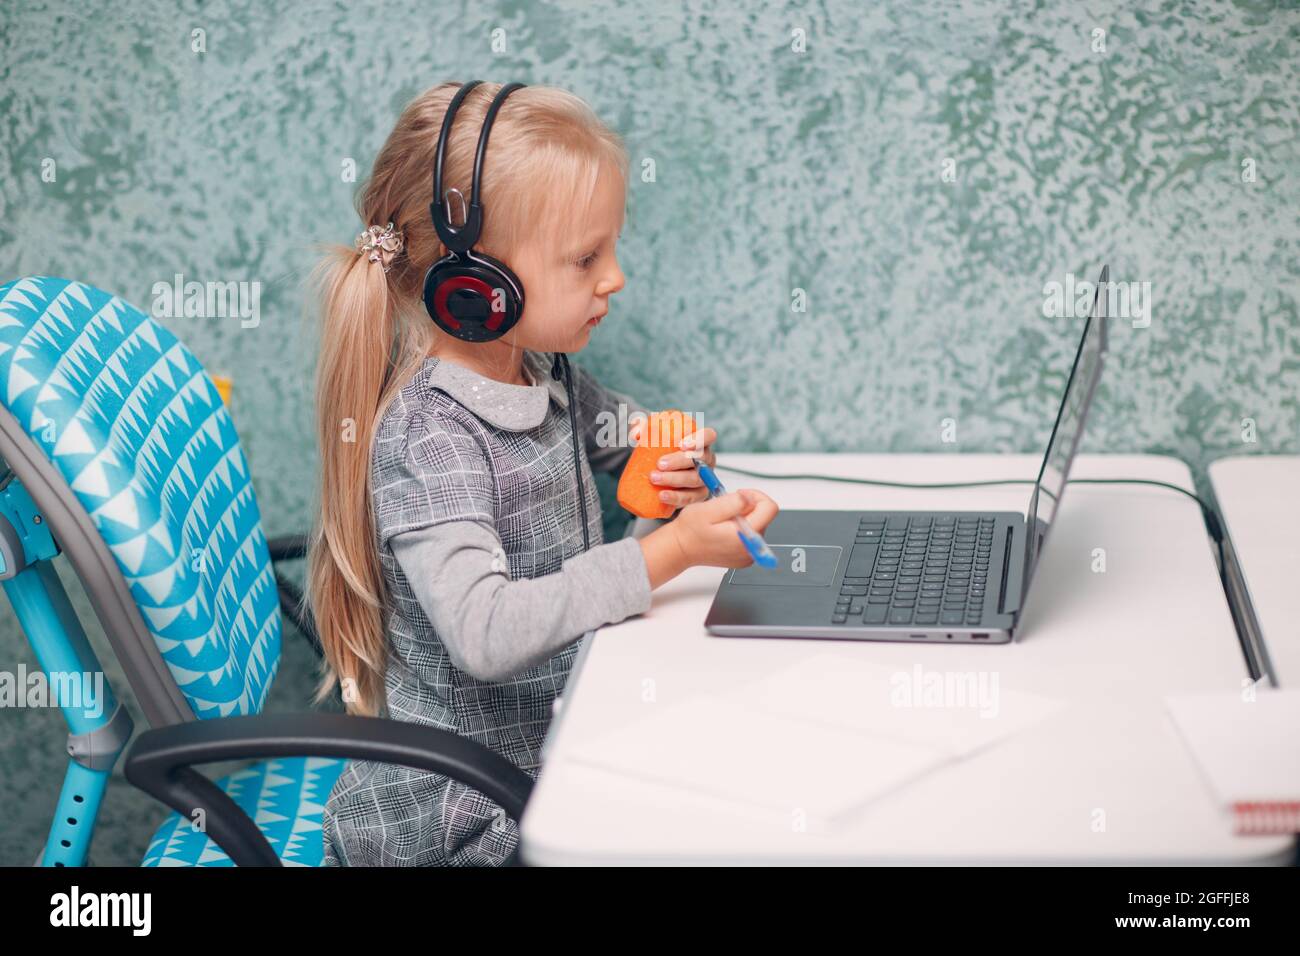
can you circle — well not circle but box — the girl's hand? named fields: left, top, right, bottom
left=632, top=422, right=718, bottom=511
left=667, top=488, right=779, bottom=569
left=639, top=488, right=780, bottom=587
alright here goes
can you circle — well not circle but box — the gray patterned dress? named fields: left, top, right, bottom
left=321, top=349, right=654, bottom=865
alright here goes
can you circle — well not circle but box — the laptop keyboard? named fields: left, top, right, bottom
left=833, top=515, right=996, bottom=627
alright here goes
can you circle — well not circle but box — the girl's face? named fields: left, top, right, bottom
left=509, top=163, right=626, bottom=354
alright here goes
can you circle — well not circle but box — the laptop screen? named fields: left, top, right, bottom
left=1022, top=265, right=1110, bottom=594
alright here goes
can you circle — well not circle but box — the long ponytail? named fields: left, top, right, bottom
left=305, top=244, right=414, bottom=716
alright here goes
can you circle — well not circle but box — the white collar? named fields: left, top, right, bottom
left=422, top=350, right=569, bottom=431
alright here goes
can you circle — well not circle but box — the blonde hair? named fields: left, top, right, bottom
left=306, top=82, right=629, bottom=716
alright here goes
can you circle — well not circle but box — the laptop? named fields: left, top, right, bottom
left=704, top=265, right=1110, bottom=645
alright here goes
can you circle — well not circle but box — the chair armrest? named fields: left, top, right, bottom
left=265, top=534, right=309, bottom=562
left=124, top=712, right=535, bottom=867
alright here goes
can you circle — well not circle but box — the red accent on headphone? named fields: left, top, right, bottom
left=433, top=275, right=495, bottom=330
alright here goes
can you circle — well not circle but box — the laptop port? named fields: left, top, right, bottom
left=972, top=632, right=990, bottom=640
left=909, top=633, right=926, bottom=639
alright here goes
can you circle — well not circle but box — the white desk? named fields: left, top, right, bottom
left=1209, top=455, right=1300, bottom=688
left=521, top=453, right=1295, bottom=865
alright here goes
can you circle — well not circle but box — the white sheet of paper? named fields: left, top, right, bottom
left=1164, top=688, right=1300, bottom=804
left=567, top=651, right=1069, bottom=824
left=566, top=693, right=953, bottom=822
left=734, top=652, right=1068, bottom=758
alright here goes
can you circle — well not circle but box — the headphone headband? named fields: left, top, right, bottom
left=421, top=79, right=589, bottom=554
left=430, top=80, right=526, bottom=254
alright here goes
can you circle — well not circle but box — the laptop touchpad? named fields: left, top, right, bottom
left=726, top=545, right=842, bottom=587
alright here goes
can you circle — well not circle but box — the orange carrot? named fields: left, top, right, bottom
left=617, top=409, right=699, bottom=519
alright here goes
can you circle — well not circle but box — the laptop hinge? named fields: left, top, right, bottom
left=998, top=520, right=1031, bottom=620
left=997, top=524, right=1015, bottom=614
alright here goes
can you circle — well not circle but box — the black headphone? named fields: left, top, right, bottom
left=424, top=80, right=591, bottom=552
left=424, top=80, right=526, bottom=343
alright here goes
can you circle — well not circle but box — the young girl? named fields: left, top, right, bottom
left=307, top=80, right=778, bottom=866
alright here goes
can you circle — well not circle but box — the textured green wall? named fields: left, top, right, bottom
left=0, top=0, right=1297, bottom=864
left=4, top=1, right=1298, bottom=505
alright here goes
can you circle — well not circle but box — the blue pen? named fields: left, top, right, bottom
left=692, top=460, right=779, bottom=568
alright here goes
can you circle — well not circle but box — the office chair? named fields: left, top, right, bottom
left=0, top=276, right=532, bottom=866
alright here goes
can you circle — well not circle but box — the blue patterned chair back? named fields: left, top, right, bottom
left=0, top=276, right=279, bottom=719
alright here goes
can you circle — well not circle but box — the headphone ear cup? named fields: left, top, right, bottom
left=470, top=250, right=525, bottom=321
left=422, top=252, right=524, bottom=342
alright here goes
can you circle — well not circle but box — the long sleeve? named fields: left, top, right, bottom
left=569, top=360, right=650, bottom=475
left=390, top=521, right=652, bottom=683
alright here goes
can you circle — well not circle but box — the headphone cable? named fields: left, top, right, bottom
left=553, top=352, right=591, bottom=553
left=711, top=463, right=1225, bottom=553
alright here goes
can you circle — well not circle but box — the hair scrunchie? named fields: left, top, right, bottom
left=355, top=221, right=404, bottom=273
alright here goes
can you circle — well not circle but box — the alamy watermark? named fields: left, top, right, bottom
left=1043, top=272, right=1151, bottom=328
left=0, top=664, right=105, bottom=719
left=151, top=273, right=261, bottom=328
left=890, top=663, right=1001, bottom=718
left=50, top=886, right=150, bottom=936
left=592, top=404, right=708, bottom=452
